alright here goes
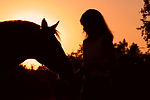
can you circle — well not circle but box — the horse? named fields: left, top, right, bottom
left=0, top=18, right=73, bottom=81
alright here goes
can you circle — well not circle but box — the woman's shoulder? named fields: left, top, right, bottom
left=101, top=35, right=113, bottom=43
left=83, top=35, right=103, bottom=44
left=83, top=35, right=112, bottom=46
left=101, top=35, right=113, bottom=49
left=93, top=35, right=112, bottom=44
left=103, top=35, right=112, bottom=39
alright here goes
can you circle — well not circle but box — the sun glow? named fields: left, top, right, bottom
left=21, top=59, right=42, bottom=70
left=6, top=9, right=46, bottom=25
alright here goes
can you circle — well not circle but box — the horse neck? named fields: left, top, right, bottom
left=37, top=39, right=73, bottom=80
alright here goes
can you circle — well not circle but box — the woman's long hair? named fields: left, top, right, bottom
left=80, top=9, right=113, bottom=41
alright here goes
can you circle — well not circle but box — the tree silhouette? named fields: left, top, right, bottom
left=67, top=44, right=83, bottom=72
left=128, top=43, right=141, bottom=57
left=137, top=0, right=150, bottom=48
left=113, top=39, right=129, bottom=58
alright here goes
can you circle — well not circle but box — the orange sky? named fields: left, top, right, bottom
left=0, top=0, right=146, bottom=54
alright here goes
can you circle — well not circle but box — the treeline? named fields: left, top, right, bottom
left=67, top=39, right=150, bottom=100
left=67, top=39, right=150, bottom=72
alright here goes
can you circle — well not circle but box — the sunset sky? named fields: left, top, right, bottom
left=0, top=0, right=146, bottom=54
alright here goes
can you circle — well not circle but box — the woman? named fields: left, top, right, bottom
left=79, top=9, right=117, bottom=100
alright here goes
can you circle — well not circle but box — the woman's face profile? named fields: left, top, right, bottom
left=83, top=24, right=91, bottom=35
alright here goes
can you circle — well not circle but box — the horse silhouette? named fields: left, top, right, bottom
left=0, top=18, right=73, bottom=81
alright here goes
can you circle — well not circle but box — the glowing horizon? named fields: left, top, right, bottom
left=21, top=59, right=42, bottom=70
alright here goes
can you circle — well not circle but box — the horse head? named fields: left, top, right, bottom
left=0, top=18, right=73, bottom=81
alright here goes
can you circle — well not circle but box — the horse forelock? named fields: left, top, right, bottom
left=55, top=30, right=61, bottom=42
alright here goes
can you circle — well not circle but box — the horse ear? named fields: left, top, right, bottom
left=51, top=21, right=60, bottom=29
left=41, top=18, right=48, bottom=29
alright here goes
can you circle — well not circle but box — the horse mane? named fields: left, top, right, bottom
left=0, top=20, right=61, bottom=42
left=0, top=20, right=40, bottom=27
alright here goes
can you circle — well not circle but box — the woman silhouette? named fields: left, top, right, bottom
left=79, top=9, right=117, bottom=100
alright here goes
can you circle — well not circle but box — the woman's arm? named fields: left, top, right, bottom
left=102, top=36, right=118, bottom=69
left=102, top=36, right=119, bottom=83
